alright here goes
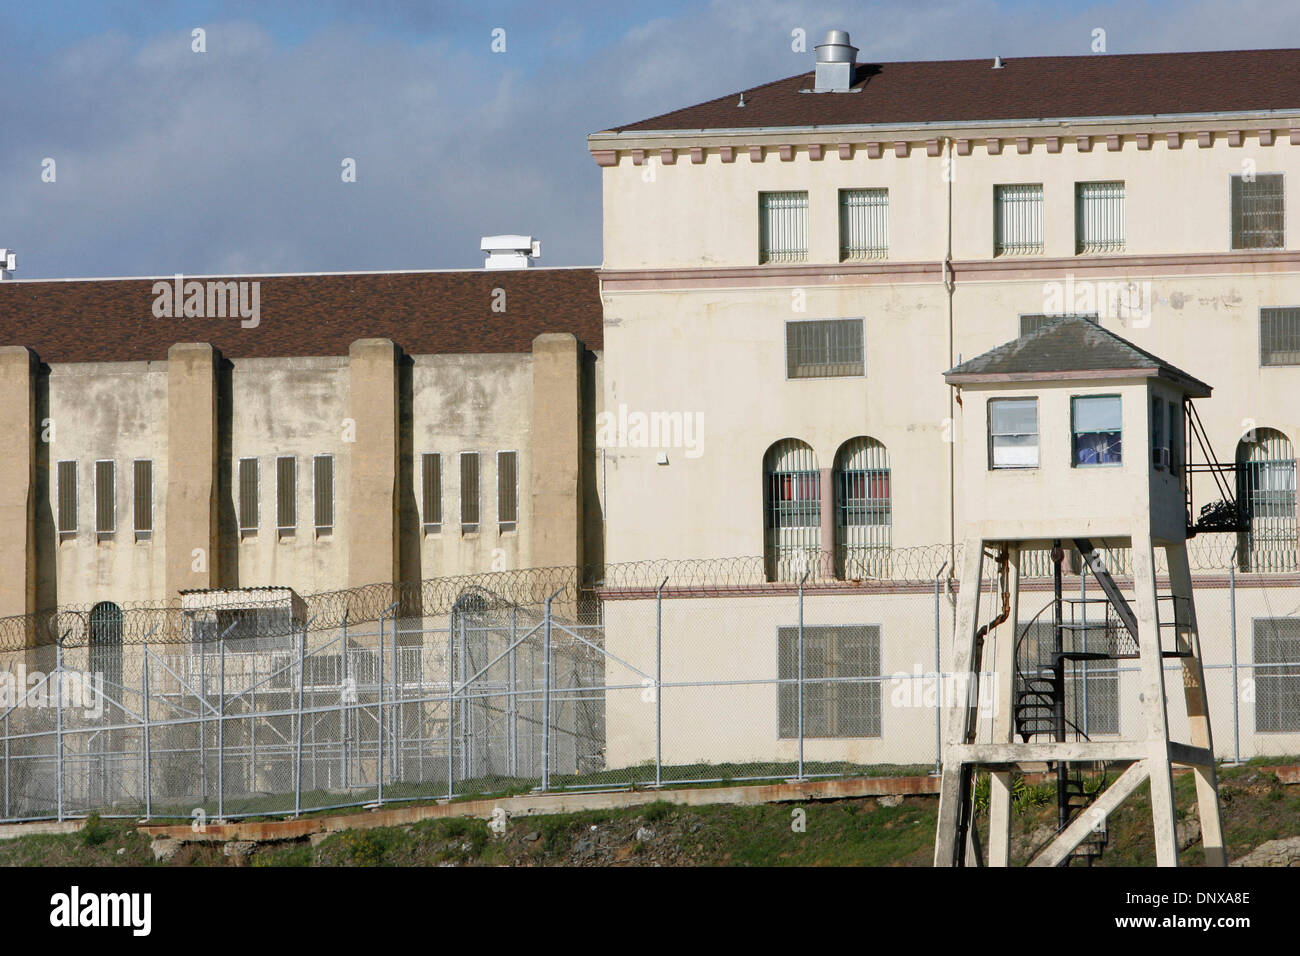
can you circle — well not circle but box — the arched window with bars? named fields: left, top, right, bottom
left=763, top=439, right=820, bottom=582
left=834, top=437, right=891, bottom=578
left=89, top=601, right=124, bottom=694
left=1237, top=428, right=1298, bottom=571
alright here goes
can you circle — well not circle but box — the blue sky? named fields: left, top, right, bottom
left=2, top=0, right=1298, bottom=278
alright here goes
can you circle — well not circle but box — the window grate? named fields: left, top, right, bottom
left=313, top=455, right=334, bottom=533
left=1253, top=618, right=1300, bottom=732
left=839, top=188, right=888, bottom=260
left=1075, top=181, right=1125, bottom=254
left=1237, top=429, right=1297, bottom=572
left=497, top=450, right=518, bottom=533
left=994, top=183, right=1044, bottom=255
left=94, top=460, right=115, bottom=537
left=276, top=456, right=296, bottom=534
left=421, top=453, right=442, bottom=533
left=133, top=459, right=153, bottom=540
left=460, top=452, right=480, bottom=533
left=835, top=437, right=891, bottom=578
left=238, top=458, right=259, bottom=535
left=778, top=625, right=881, bottom=738
left=56, top=460, right=77, bottom=540
left=1018, top=313, right=1098, bottom=337
left=1261, top=307, right=1300, bottom=366
left=1232, top=173, right=1284, bottom=250
left=759, top=191, right=809, bottom=263
left=764, top=439, right=820, bottom=581
left=786, top=319, right=864, bottom=378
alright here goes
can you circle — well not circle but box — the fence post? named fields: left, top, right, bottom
left=55, top=638, right=64, bottom=822
left=340, top=614, right=349, bottom=790
left=542, top=588, right=563, bottom=792
left=295, top=622, right=306, bottom=815
left=199, top=627, right=207, bottom=801
left=142, top=635, right=152, bottom=820
left=218, top=626, right=226, bottom=821
left=1230, top=549, right=1241, bottom=765
left=655, top=577, right=668, bottom=789
left=797, top=571, right=808, bottom=781
left=447, top=613, right=456, bottom=801
left=507, top=607, right=517, bottom=779
left=392, top=615, right=401, bottom=785
left=377, top=608, right=387, bottom=806
left=933, top=561, right=948, bottom=774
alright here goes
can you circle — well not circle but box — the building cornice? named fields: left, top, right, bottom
left=588, top=111, right=1300, bottom=166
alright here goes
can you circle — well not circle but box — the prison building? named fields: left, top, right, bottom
left=0, top=258, right=604, bottom=626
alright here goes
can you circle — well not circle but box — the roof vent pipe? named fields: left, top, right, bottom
left=0, top=249, right=14, bottom=280
left=813, top=29, right=858, bottom=92
left=992, top=55, right=1004, bottom=69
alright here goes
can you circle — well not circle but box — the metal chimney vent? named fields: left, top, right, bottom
left=813, top=29, right=858, bottom=93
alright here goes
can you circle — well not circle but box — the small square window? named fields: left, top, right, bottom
left=1073, top=396, right=1122, bottom=466
left=988, top=398, right=1039, bottom=469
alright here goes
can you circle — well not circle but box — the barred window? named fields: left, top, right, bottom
left=1236, top=429, right=1297, bottom=573
left=56, top=460, right=77, bottom=540
left=421, top=453, right=442, bottom=533
left=1261, top=307, right=1300, bottom=366
left=1019, top=313, right=1098, bottom=337
left=1254, top=618, right=1300, bottom=732
left=764, top=439, right=820, bottom=582
left=994, top=183, right=1044, bottom=255
left=1231, top=173, right=1284, bottom=250
left=1075, top=181, right=1125, bottom=254
left=460, top=452, right=480, bottom=533
left=989, top=398, right=1039, bottom=469
left=497, top=450, right=518, bottom=533
left=759, top=191, right=808, bottom=263
left=839, top=188, right=888, bottom=260
left=238, top=458, right=259, bottom=535
left=786, top=319, right=864, bottom=378
left=778, top=625, right=881, bottom=738
left=313, top=455, right=334, bottom=533
left=133, top=459, right=153, bottom=540
left=276, top=456, right=296, bottom=534
left=94, top=460, right=115, bottom=537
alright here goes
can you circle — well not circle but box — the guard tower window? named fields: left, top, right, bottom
left=1152, top=397, right=1165, bottom=470
left=988, top=398, right=1039, bottom=469
left=1072, top=396, right=1122, bottom=466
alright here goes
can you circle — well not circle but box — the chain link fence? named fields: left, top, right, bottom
left=1, top=541, right=1299, bottom=822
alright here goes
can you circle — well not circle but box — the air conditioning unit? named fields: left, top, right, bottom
left=1153, top=447, right=1171, bottom=469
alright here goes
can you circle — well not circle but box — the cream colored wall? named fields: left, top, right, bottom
left=46, top=360, right=168, bottom=607
left=230, top=356, right=351, bottom=595
left=412, top=353, right=533, bottom=578
left=601, top=131, right=1300, bottom=269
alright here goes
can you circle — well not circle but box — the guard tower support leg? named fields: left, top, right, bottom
left=987, top=544, right=1021, bottom=867
left=934, top=537, right=986, bottom=867
left=1133, top=530, right=1180, bottom=866
left=1166, top=541, right=1227, bottom=866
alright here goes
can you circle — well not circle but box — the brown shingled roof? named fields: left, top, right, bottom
left=0, top=268, right=602, bottom=364
left=610, top=49, right=1300, bottom=132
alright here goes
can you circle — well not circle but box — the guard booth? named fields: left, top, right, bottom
left=934, top=315, right=1226, bottom=867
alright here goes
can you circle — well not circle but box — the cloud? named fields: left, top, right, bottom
left=0, top=1, right=1297, bottom=279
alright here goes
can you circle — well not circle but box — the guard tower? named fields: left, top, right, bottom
left=934, top=316, right=1226, bottom=867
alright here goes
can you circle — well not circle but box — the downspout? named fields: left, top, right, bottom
left=945, top=136, right=956, bottom=575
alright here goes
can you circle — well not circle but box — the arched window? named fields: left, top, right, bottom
left=88, top=601, right=123, bottom=692
left=834, top=437, right=891, bottom=578
left=763, top=439, right=820, bottom=582
left=1237, top=428, right=1298, bottom=572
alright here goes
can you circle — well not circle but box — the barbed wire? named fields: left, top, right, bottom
left=0, top=535, right=1274, bottom=652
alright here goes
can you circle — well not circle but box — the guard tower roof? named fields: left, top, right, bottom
left=944, top=315, right=1211, bottom=396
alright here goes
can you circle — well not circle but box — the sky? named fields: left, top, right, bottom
left=3, top=0, right=1300, bottom=278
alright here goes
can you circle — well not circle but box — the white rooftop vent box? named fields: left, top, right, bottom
left=0, top=249, right=15, bottom=279
left=482, top=235, right=541, bottom=270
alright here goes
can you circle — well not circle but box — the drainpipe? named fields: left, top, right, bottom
left=944, top=136, right=957, bottom=573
